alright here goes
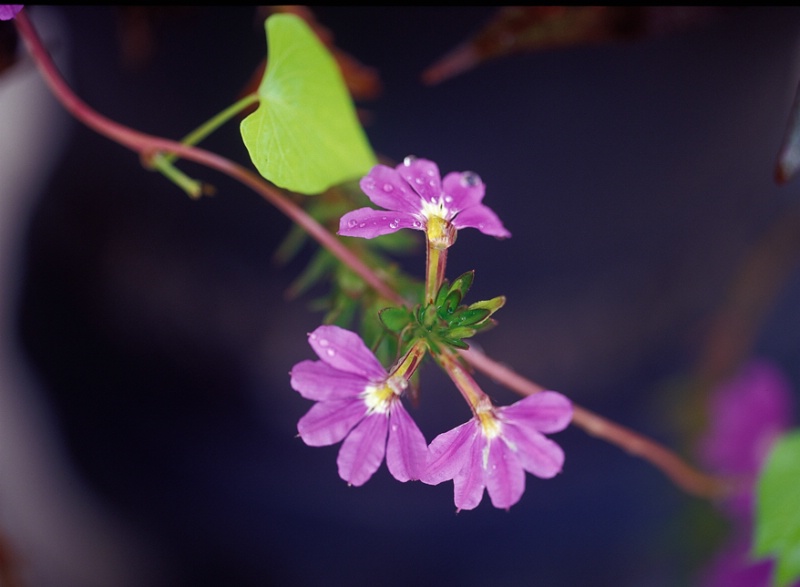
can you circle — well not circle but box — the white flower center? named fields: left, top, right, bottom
left=361, top=376, right=407, bottom=414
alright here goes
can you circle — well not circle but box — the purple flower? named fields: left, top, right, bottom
left=290, top=325, right=427, bottom=486
left=0, top=5, right=22, bottom=20
left=339, top=157, right=511, bottom=243
left=697, top=359, right=796, bottom=586
left=699, top=360, right=793, bottom=518
left=422, top=392, right=572, bottom=510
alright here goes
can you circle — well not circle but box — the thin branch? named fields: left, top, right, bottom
left=460, top=347, right=729, bottom=498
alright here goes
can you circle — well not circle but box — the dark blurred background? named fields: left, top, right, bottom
left=4, top=6, right=800, bottom=586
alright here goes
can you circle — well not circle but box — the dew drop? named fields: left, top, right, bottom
left=359, top=222, right=367, bottom=228
left=348, top=219, right=358, bottom=228
left=383, top=183, right=394, bottom=193
left=403, top=155, right=417, bottom=166
left=444, top=195, right=453, bottom=203
left=414, top=177, right=424, bottom=185
left=426, top=168, right=435, bottom=176
left=412, top=220, right=422, bottom=228
left=326, top=349, right=336, bottom=357
left=428, top=179, right=437, bottom=188
left=318, top=338, right=329, bottom=347
left=461, top=171, right=481, bottom=187
left=389, top=219, right=399, bottom=229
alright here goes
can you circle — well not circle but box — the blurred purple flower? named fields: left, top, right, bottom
left=422, top=391, right=571, bottom=510
left=290, top=325, right=427, bottom=486
left=338, top=157, right=511, bottom=242
left=699, top=359, right=793, bottom=518
left=0, top=5, right=22, bottom=20
left=698, top=359, right=796, bottom=586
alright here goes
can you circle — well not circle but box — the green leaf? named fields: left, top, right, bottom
left=241, top=14, right=377, bottom=194
left=754, top=429, right=800, bottom=587
left=379, top=307, right=413, bottom=333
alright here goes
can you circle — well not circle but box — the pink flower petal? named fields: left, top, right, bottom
left=290, top=360, right=370, bottom=401
left=385, top=403, right=428, bottom=482
left=452, top=435, right=486, bottom=511
left=501, top=391, right=573, bottom=434
left=485, top=439, right=526, bottom=509
left=308, top=325, right=386, bottom=380
left=337, top=413, right=389, bottom=486
left=452, top=203, right=511, bottom=238
left=338, top=207, right=421, bottom=239
left=395, top=158, right=442, bottom=204
left=442, top=171, right=485, bottom=210
left=421, top=420, right=477, bottom=485
left=502, top=421, right=565, bottom=478
left=297, top=398, right=365, bottom=447
left=359, top=165, right=423, bottom=213
left=0, top=5, right=22, bottom=20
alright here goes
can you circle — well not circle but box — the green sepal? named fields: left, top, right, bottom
left=449, top=271, right=475, bottom=300
left=441, top=290, right=461, bottom=316
left=446, top=326, right=478, bottom=340
left=467, top=295, right=506, bottom=315
left=450, top=308, right=491, bottom=327
left=434, top=278, right=451, bottom=309
left=441, top=337, right=470, bottom=350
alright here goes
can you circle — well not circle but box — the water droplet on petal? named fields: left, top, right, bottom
left=326, top=349, right=336, bottom=357
left=426, top=168, right=435, bottom=176
left=348, top=219, right=358, bottom=228
left=389, top=219, right=399, bottom=229
left=412, top=220, right=422, bottom=228
left=461, top=171, right=481, bottom=187
left=428, top=179, right=436, bottom=188
left=359, top=223, right=366, bottom=228
left=318, top=339, right=329, bottom=347
left=444, top=195, right=453, bottom=203
left=414, top=177, right=424, bottom=185
left=383, top=183, right=394, bottom=193
left=403, top=155, right=417, bottom=166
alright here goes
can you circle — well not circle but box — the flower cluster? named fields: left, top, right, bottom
left=290, top=158, right=572, bottom=510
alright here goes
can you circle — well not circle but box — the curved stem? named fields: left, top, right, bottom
left=14, top=10, right=404, bottom=308
left=460, top=347, right=729, bottom=498
left=15, top=9, right=728, bottom=500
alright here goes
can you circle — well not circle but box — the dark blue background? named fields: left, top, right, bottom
left=14, top=7, right=800, bottom=586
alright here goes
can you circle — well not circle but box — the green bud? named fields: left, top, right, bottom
left=467, top=295, right=506, bottom=316
left=449, top=271, right=475, bottom=299
left=451, top=308, right=491, bottom=327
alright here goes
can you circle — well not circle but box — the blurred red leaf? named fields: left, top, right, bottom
left=423, top=6, right=726, bottom=85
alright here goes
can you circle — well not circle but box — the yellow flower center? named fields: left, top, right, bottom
left=362, top=376, right=407, bottom=414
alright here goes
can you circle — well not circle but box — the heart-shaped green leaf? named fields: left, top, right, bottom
left=241, top=14, right=376, bottom=194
